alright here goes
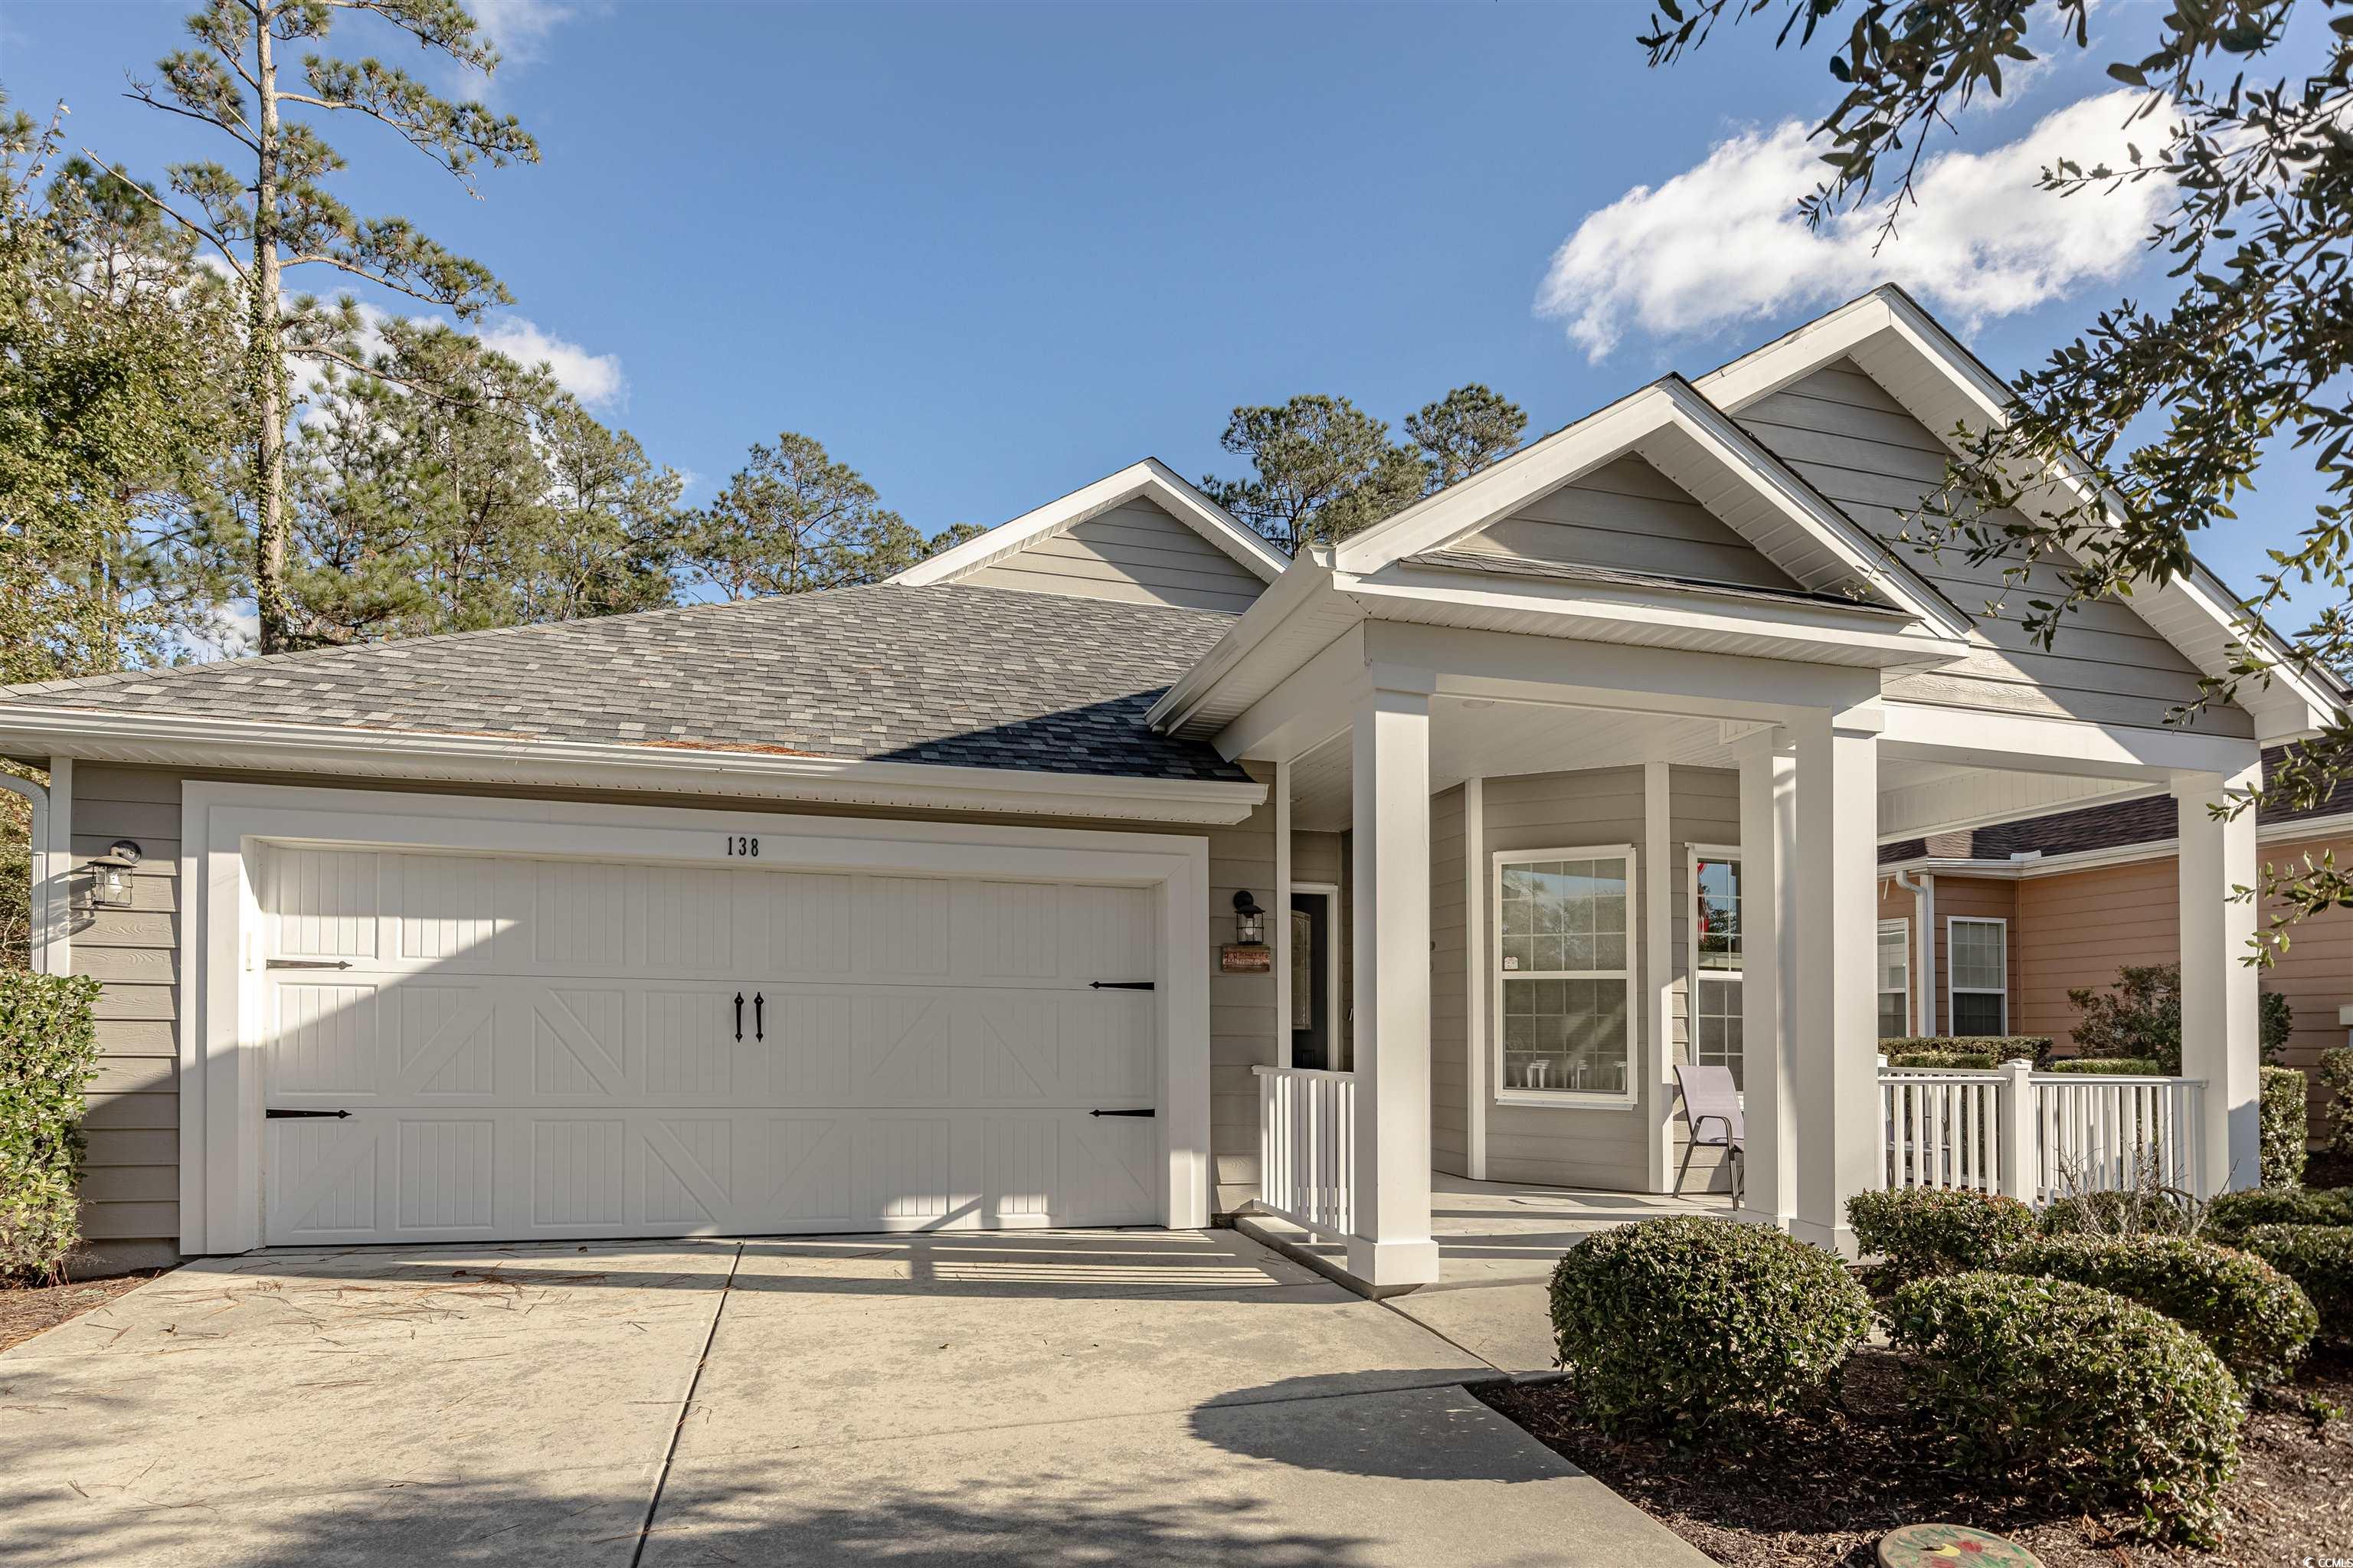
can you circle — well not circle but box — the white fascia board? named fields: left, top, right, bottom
left=1879, top=698, right=2262, bottom=783
left=894, top=458, right=1287, bottom=587
left=1332, top=377, right=1969, bottom=642
left=1, top=706, right=1267, bottom=825
left=1143, top=551, right=1348, bottom=733
left=1338, top=568, right=1963, bottom=668
left=1700, top=285, right=2344, bottom=733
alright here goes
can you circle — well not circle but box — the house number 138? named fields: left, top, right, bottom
left=725, top=835, right=760, bottom=858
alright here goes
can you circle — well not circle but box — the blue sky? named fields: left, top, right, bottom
left=2, top=0, right=2322, bottom=620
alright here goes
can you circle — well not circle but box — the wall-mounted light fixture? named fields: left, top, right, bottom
left=87, top=840, right=142, bottom=908
left=1231, top=889, right=1267, bottom=947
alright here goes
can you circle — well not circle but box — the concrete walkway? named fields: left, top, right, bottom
left=0, top=1227, right=1710, bottom=1566
left=1238, top=1174, right=1733, bottom=1376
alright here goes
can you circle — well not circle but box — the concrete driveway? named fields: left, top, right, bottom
left=0, top=1229, right=1707, bottom=1566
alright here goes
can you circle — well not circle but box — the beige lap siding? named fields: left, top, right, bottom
left=1735, top=362, right=2253, bottom=739
left=1428, top=784, right=1468, bottom=1175
left=63, top=761, right=1278, bottom=1265
left=959, top=499, right=1268, bottom=615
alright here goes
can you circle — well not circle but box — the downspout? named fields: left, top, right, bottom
left=0, top=771, right=51, bottom=975
left=1892, top=869, right=1935, bottom=1036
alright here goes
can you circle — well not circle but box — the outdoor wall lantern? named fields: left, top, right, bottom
left=1231, top=889, right=1267, bottom=947
left=87, top=840, right=142, bottom=908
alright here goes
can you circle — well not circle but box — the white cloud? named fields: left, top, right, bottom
left=468, top=0, right=573, bottom=67
left=476, top=316, right=628, bottom=408
left=1536, top=91, right=2171, bottom=360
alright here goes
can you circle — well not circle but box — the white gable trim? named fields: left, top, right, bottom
left=1695, top=285, right=2347, bottom=740
left=893, top=458, right=1288, bottom=588
left=1330, top=378, right=1972, bottom=641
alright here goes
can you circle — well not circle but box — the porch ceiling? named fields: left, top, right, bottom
left=1278, top=696, right=2154, bottom=837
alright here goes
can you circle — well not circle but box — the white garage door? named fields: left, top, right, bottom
left=258, top=846, right=1162, bottom=1246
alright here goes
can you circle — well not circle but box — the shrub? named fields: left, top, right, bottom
left=2000, top=1233, right=2315, bottom=1386
left=2043, top=1057, right=2168, bottom=1076
left=2319, top=1046, right=2353, bottom=1161
left=1888, top=1272, right=2243, bottom=1540
left=1549, top=1216, right=1871, bottom=1443
left=2207, top=1185, right=2353, bottom=1239
left=1847, top=1187, right=2035, bottom=1278
left=0, top=971, right=103, bottom=1283
left=2067, top=961, right=2293, bottom=1073
left=2040, top=1188, right=2200, bottom=1239
left=2260, top=1065, right=2308, bottom=1189
left=2236, top=1226, right=2353, bottom=1342
left=1887, top=1051, right=1998, bottom=1070
left=1878, top=1036, right=2048, bottom=1064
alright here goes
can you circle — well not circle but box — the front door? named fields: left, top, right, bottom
left=1289, top=890, right=1333, bottom=1070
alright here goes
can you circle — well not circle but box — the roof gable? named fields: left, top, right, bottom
left=893, top=460, right=1287, bottom=607
left=1331, top=375, right=1970, bottom=638
left=1446, top=453, right=1805, bottom=593
left=1695, top=285, right=2345, bottom=740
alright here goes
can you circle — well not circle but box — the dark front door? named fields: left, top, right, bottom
left=1289, top=892, right=1333, bottom=1070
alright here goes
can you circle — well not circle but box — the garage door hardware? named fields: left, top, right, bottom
left=267, top=958, right=354, bottom=970
left=1089, top=1108, right=1156, bottom=1118
left=1088, top=980, right=1154, bottom=990
left=754, top=992, right=764, bottom=1042
left=734, top=992, right=744, bottom=1041
left=266, top=1108, right=352, bottom=1119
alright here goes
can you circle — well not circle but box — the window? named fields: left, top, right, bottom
left=1690, top=850, right=1743, bottom=1089
left=1877, top=919, right=1910, bottom=1037
left=1948, top=917, right=2008, bottom=1036
left=1494, top=848, right=1637, bottom=1102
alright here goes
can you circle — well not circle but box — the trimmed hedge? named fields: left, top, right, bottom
left=1999, top=1233, right=2315, bottom=1386
left=2042, top=1057, right=2168, bottom=1076
left=2319, top=1046, right=2353, bottom=1160
left=1879, top=1036, right=2049, bottom=1064
left=1847, top=1187, right=2035, bottom=1279
left=2207, top=1186, right=2353, bottom=1239
left=1887, top=1051, right=1998, bottom=1070
left=1, top=971, right=103, bottom=1283
left=1888, top=1272, right=2243, bottom=1541
left=2040, top=1189, right=2199, bottom=1239
left=2260, top=1066, right=2307, bottom=1189
left=1549, top=1216, right=1871, bottom=1443
left=2237, top=1226, right=2353, bottom=1342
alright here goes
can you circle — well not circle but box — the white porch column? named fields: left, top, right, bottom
left=1734, top=728, right=1793, bottom=1228
left=1348, top=678, right=1441, bottom=1291
left=1791, top=705, right=1882, bottom=1255
left=1273, top=758, right=1291, bottom=1072
left=2174, top=762, right=2263, bottom=1196
left=1643, top=761, right=1674, bottom=1193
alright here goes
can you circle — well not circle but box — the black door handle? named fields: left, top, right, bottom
left=734, top=992, right=744, bottom=1043
left=754, top=991, right=764, bottom=1043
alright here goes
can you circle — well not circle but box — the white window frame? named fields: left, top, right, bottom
left=1946, top=915, right=2009, bottom=1036
left=1686, top=844, right=1743, bottom=1087
left=1491, top=843, right=1641, bottom=1108
left=1877, top=917, right=1911, bottom=1037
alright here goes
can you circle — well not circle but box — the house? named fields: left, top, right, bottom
left=1875, top=757, right=2353, bottom=1117
left=2, top=285, right=2342, bottom=1293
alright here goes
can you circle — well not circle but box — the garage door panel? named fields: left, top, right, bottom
left=259, top=846, right=1164, bottom=1246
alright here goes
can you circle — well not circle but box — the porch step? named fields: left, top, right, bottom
left=1232, top=1210, right=1365, bottom=1297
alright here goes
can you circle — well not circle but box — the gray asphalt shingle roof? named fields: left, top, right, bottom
left=1, top=584, right=1252, bottom=784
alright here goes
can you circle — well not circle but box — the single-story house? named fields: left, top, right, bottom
left=4, top=285, right=2344, bottom=1291
left=1876, top=757, right=2353, bottom=1118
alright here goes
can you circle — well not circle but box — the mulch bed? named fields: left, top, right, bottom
left=0, top=1269, right=168, bottom=1354
left=1478, top=1344, right=2353, bottom=1567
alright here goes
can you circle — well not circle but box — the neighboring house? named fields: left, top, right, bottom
left=1877, top=756, right=2353, bottom=1116
left=1, top=285, right=2342, bottom=1291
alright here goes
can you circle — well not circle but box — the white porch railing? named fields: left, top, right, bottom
left=1878, top=1060, right=2208, bottom=1205
left=1253, top=1065, right=1355, bottom=1241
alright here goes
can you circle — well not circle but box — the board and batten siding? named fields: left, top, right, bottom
left=1455, top=453, right=1805, bottom=591
left=959, top=498, right=1268, bottom=615
left=61, top=761, right=1278, bottom=1265
left=1428, top=784, right=1468, bottom=1174
left=1736, top=360, right=2253, bottom=738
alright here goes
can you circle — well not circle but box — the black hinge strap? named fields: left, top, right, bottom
left=267, top=959, right=354, bottom=970
left=266, top=1108, right=352, bottom=1119
left=1088, top=980, right=1155, bottom=991
left=1088, top=1108, right=1156, bottom=1118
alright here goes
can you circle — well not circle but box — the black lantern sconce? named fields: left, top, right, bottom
left=87, top=840, right=142, bottom=909
left=1231, top=889, right=1267, bottom=947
